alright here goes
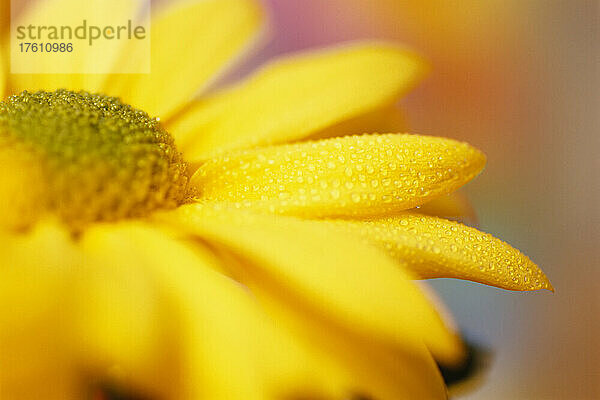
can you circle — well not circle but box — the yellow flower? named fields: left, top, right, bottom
left=0, top=0, right=551, bottom=399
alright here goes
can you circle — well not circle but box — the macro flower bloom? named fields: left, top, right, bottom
left=0, top=0, right=552, bottom=399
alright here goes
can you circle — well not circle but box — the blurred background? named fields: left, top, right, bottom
left=248, top=1, right=598, bottom=399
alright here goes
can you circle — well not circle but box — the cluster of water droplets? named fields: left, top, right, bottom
left=193, top=133, right=486, bottom=217
left=334, top=214, right=551, bottom=291
left=0, top=90, right=191, bottom=229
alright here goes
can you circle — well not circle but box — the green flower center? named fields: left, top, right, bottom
left=0, top=90, right=191, bottom=230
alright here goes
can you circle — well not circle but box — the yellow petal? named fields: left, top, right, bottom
left=206, top=247, right=449, bottom=400
left=415, top=191, right=477, bottom=222
left=104, top=0, right=264, bottom=120
left=0, top=147, right=48, bottom=230
left=83, top=222, right=350, bottom=400
left=166, top=203, right=464, bottom=365
left=258, top=291, right=449, bottom=400
left=170, top=42, right=427, bottom=160
left=77, top=226, right=177, bottom=399
left=0, top=222, right=84, bottom=399
left=325, top=214, right=552, bottom=291
left=7, top=0, right=141, bottom=94
left=192, top=133, right=486, bottom=218
left=0, top=221, right=176, bottom=399
left=307, top=101, right=408, bottom=142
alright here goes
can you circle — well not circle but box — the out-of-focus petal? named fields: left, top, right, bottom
left=191, top=134, right=486, bottom=218
left=257, top=288, right=449, bottom=400
left=0, top=222, right=83, bottom=399
left=76, top=224, right=178, bottom=399
left=324, top=214, right=552, bottom=291
left=83, top=222, right=364, bottom=400
left=171, top=43, right=426, bottom=160
left=415, top=191, right=477, bottom=222
left=104, top=0, right=264, bottom=120
left=0, top=148, right=47, bottom=230
left=306, top=102, right=408, bottom=142
left=165, top=203, right=465, bottom=365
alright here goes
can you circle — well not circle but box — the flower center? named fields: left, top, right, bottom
left=0, top=90, right=192, bottom=230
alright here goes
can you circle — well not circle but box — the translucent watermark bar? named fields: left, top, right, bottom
left=10, top=0, right=150, bottom=74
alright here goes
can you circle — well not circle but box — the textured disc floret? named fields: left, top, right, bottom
left=0, top=90, right=191, bottom=229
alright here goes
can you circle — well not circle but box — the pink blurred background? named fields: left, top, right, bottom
left=249, top=1, right=597, bottom=399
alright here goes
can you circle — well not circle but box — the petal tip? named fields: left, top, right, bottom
left=515, top=263, right=553, bottom=293
left=324, top=40, right=431, bottom=88
left=464, top=144, right=487, bottom=178
left=541, top=276, right=555, bottom=293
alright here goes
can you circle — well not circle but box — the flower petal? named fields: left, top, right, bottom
left=204, top=245, right=450, bottom=399
left=0, top=148, right=48, bottom=230
left=166, top=203, right=464, bottom=365
left=76, top=225, right=178, bottom=399
left=104, top=0, right=264, bottom=120
left=325, top=214, right=552, bottom=291
left=84, top=222, right=385, bottom=400
left=170, top=42, right=426, bottom=160
left=415, top=191, right=477, bottom=222
left=256, top=290, right=449, bottom=400
left=306, top=102, right=408, bottom=142
left=192, top=133, right=486, bottom=218
left=0, top=222, right=84, bottom=399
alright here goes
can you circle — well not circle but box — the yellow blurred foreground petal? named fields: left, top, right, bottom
left=192, top=134, right=486, bottom=218
left=0, top=222, right=83, bottom=399
left=165, top=203, right=464, bottom=365
left=82, top=222, right=392, bottom=400
left=306, top=102, right=408, bottom=141
left=171, top=43, right=426, bottom=160
left=105, top=0, right=263, bottom=120
left=256, top=290, right=449, bottom=400
left=325, top=214, right=552, bottom=291
left=0, top=144, right=48, bottom=230
left=77, top=226, right=179, bottom=399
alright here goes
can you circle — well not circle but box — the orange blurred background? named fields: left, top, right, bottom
left=250, top=1, right=598, bottom=399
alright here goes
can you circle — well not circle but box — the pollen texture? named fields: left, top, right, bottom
left=0, top=90, right=191, bottom=229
